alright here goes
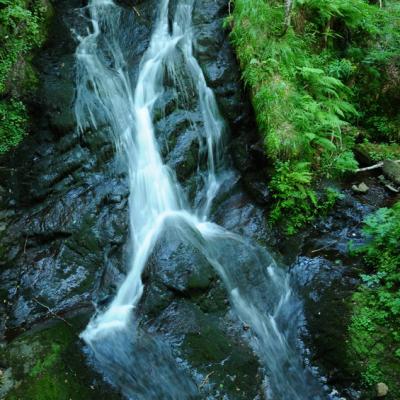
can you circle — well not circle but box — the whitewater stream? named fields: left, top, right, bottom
left=74, top=0, right=325, bottom=398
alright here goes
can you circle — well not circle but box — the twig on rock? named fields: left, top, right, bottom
left=385, top=184, right=399, bottom=193
left=133, top=6, right=141, bottom=16
left=33, top=298, right=73, bottom=327
left=199, top=372, right=214, bottom=389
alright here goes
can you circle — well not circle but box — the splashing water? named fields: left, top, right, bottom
left=75, top=0, right=325, bottom=398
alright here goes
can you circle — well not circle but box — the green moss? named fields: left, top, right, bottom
left=1, top=316, right=120, bottom=400
left=2, top=321, right=85, bottom=400
left=29, top=343, right=61, bottom=378
left=11, top=373, right=78, bottom=400
left=180, top=301, right=261, bottom=399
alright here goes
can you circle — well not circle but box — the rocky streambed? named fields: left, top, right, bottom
left=0, top=0, right=398, bottom=399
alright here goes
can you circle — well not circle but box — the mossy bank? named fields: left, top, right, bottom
left=227, top=0, right=400, bottom=234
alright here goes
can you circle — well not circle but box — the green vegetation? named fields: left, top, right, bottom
left=228, top=4, right=400, bottom=391
left=227, top=0, right=400, bottom=233
left=29, top=343, right=62, bottom=378
left=0, top=99, right=27, bottom=153
left=269, top=161, right=340, bottom=234
left=0, top=0, right=51, bottom=154
left=348, top=202, right=400, bottom=398
left=1, top=320, right=90, bottom=400
left=356, top=140, right=400, bottom=163
left=0, top=317, right=121, bottom=400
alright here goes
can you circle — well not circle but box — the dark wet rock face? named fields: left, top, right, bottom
left=0, top=0, right=268, bottom=398
left=0, top=0, right=149, bottom=396
left=0, top=0, right=141, bottom=340
left=285, top=177, right=394, bottom=399
left=138, top=229, right=266, bottom=399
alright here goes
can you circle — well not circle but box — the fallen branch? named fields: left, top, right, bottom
left=23, top=236, right=28, bottom=254
left=356, top=159, right=400, bottom=173
left=133, top=6, right=141, bottom=16
left=385, top=184, right=399, bottom=193
left=199, top=371, right=214, bottom=389
left=33, top=298, right=73, bottom=327
left=311, top=245, right=331, bottom=254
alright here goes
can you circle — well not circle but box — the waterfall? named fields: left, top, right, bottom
left=74, top=0, right=324, bottom=398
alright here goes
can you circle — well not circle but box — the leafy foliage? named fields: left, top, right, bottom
left=348, top=203, right=400, bottom=397
left=270, top=161, right=316, bottom=234
left=228, top=0, right=364, bottom=232
left=0, top=0, right=50, bottom=154
left=0, top=0, right=47, bottom=94
left=342, top=0, right=400, bottom=142
left=0, top=99, right=27, bottom=153
left=229, top=0, right=358, bottom=163
left=270, top=161, right=340, bottom=234
left=228, top=0, right=399, bottom=233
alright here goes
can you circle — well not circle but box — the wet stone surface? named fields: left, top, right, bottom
left=285, top=177, right=396, bottom=399
left=0, top=0, right=394, bottom=398
left=0, top=0, right=270, bottom=399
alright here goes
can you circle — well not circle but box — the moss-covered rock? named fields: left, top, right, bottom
left=355, top=142, right=400, bottom=165
left=0, top=316, right=122, bottom=400
left=152, top=298, right=264, bottom=400
left=182, top=319, right=262, bottom=399
left=382, top=160, right=400, bottom=186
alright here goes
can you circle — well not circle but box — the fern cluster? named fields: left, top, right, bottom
left=228, top=0, right=399, bottom=233
left=269, top=161, right=340, bottom=234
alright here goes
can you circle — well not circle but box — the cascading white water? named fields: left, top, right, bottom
left=75, top=0, right=325, bottom=398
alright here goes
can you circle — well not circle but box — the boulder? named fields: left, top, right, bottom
left=351, top=182, right=369, bottom=194
left=376, top=382, right=389, bottom=397
left=382, top=160, right=400, bottom=186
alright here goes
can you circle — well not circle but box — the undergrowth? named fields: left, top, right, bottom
left=227, top=0, right=400, bottom=233
left=0, top=0, right=51, bottom=154
left=0, top=99, right=27, bottom=153
left=348, top=202, right=400, bottom=398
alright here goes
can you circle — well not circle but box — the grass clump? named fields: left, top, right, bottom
left=228, top=0, right=358, bottom=163
left=356, top=141, right=400, bottom=163
left=348, top=202, right=400, bottom=398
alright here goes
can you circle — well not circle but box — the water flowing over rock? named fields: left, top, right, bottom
left=72, top=0, right=328, bottom=399
left=0, top=2, right=277, bottom=398
left=1, top=0, right=386, bottom=399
